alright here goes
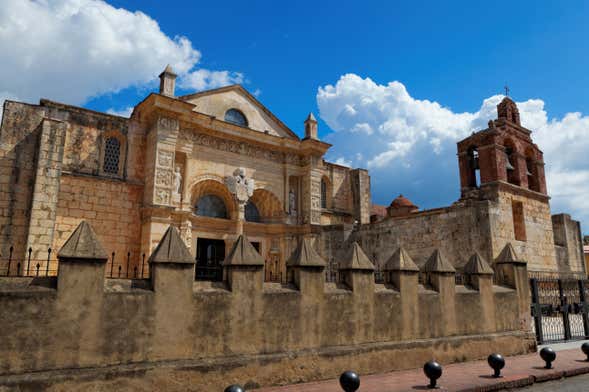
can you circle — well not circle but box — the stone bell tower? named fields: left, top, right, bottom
left=457, top=96, right=547, bottom=197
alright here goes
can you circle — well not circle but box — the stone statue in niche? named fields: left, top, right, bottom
left=174, top=166, right=182, bottom=195
left=289, top=189, right=297, bottom=216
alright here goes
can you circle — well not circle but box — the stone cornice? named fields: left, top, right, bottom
left=135, top=93, right=332, bottom=165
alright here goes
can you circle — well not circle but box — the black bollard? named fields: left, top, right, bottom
left=487, top=353, right=505, bottom=377
left=582, top=342, right=589, bottom=361
left=540, top=347, right=556, bottom=369
left=224, top=385, right=244, bottom=392
left=339, top=370, right=360, bottom=392
left=423, top=361, right=442, bottom=388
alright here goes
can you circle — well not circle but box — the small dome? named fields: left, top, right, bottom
left=389, top=194, right=417, bottom=209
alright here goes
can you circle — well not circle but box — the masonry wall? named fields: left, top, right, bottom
left=552, top=213, right=585, bottom=274
left=0, top=254, right=533, bottom=391
left=320, top=185, right=572, bottom=274
left=0, top=102, right=46, bottom=264
left=53, top=174, right=144, bottom=272
left=320, top=199, right=492, bottom=272
left=487, top=189, right=558, bottom=272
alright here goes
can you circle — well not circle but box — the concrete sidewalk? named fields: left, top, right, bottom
left=258, top=344, right=589, bottom=392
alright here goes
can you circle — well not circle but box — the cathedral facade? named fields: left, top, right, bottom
left=0, top=66, right=584, bottom=279
left=0, top=66, right=369, bottom=279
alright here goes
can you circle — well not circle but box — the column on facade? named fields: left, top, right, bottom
left=141, top=115, right=180, bottom=257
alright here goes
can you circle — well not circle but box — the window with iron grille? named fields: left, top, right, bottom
left=321, top=179, right=327, bottom=209
left=103, top=137, right=121, bottom=175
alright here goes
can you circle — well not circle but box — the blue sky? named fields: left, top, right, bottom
left=1, top=0, right=589, bottom=233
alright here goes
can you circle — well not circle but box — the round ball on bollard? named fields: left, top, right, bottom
left=582, top=342, right=589, bottom=361
left=487, top=353, right=505, bottom=378
left=540, top=347, right=556, bottom=369
left=224, top=385, right=244, bottom=392
left=339, top=370, right=360, bottom=392
left=423, top=361, right=442, bottom=388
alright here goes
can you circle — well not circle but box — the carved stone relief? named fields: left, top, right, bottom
left=155, top=187, right=171, bottom=205
left=311, top=195, right=321, bottom=210
left=178, top=130, right=304, bottom=165
left=158, top=150, right=174, bottom=168
left=310, top=210, right=321, bottom=224
left=158, top=117, right=179, bottom=131
left=156, top=168, right=172, bottom=187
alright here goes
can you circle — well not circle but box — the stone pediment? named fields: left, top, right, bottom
left=179, top=85, right=299, bottom=140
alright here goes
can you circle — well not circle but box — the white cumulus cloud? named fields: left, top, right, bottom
left=0, top=0, right=242, bottom=117
left=179, top=69, right=244, bottom=91
left=317, top=74, right=589, bottom=233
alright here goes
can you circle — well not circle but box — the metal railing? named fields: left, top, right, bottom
left=0, top=246, right=58, bottom=277
left=106, top=251, right=149, bottom=279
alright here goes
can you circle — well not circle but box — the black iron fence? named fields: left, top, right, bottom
left=0, top=246, right=149, bottom=279
left=106, top=251, right=149, bottom=279
left=0, top=246, right=58, bottom=277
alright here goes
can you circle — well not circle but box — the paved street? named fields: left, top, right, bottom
left=259, top=342, right=589, bottom=392
left=513, top=372, right=589, bottom=391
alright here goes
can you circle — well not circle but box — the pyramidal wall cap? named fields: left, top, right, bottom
left=496, top=243, right=524, bottom=264
left=287, top=237, right=326, bottom=268
left=423, top=249, right=456, bottom=273
left=384, top=246, right=419, bottom=272
left=340, top=242, right=374, bottom=271
left=148, top=226, right=193, bottom=264
left=57, top=220, right=108, bottom=261
left=464, top=252, right=494, bottom=275
left=224, top=234, right=264, bottom=266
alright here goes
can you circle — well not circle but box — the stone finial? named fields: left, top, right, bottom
left=58, top=220, right=108, bottom=261
left=423, top=249, right=455, bottom=273
left=224, top=234, right=264, bottom=266
left=287, top=237, right=326, bottom=268
left=148, top=226, right=193, bottom=264
left=159, top=64, right=177, bottom=97
left=384, top=246, right=419, bottom=272
left=340, top=242, right=374, bottom=271
left=496, top=243, right=524, bottom=264
left=304, top=112, right=318, bottom=140
left=463, top=252, right=494, bottom=275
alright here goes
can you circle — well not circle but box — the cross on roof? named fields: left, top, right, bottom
left=504, top=85, right=510, bottom=97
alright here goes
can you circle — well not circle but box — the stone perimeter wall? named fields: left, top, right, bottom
left=0, top=243, right=534, bottom=391
left=320, top=187, right=584, bottom=274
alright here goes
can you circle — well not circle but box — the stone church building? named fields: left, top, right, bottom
left=0, top=66, right=584, bottom=279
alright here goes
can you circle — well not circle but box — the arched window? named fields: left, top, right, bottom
left=321, top=179, right=327, bottom=209
left=245, top=200, right=260, bottom=222
left=195, top=194, right=228, bottom=219
left=224, top=108, right=248, bottom=127
left=103, top=137, right=121, bottom=175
